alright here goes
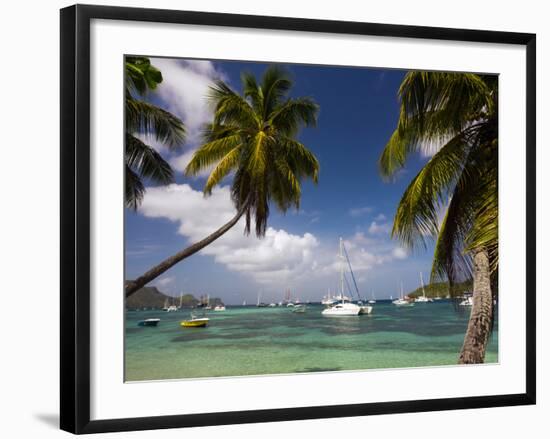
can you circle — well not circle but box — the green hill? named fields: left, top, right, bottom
left=407, top=280, right=472, bottom=299
left=125, top=286, right=171, bottom=309
left=125, top=285, right=225, bottom=310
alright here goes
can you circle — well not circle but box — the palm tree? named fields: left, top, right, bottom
left=125, top=66, right=320, bottom=296
left=379, top=72, right=498, bottom=363
left=125, top=56, right=186, bottom=209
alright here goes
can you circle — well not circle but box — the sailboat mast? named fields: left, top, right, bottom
left=339, top=237, right=344, bottom=303
left=420, top=272, right=426, bottom=298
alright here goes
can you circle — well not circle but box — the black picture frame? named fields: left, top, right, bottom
left=60, top=4, right=536, bottom=434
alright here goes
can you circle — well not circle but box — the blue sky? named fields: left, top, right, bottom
left=126, top=57, right=436, bottom=304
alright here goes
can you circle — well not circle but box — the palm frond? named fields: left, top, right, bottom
left=399, top=72, right=493, bottom=136
left=203, top=146, right=242, bottom=194
left=247, top=131, right=269, bottom=177
left=379, top=128, right=410, bottom=178
left=431, top=138, right=498, bottom=284
left=280, top=137, right=320, bottom=183
left=125, top=165, right=145, bottom=210
left=261, top=66, right=292, bottom=117
left=380, top=72, right=495, bottom=178
left=125, top=56, right=163, bottom=96
left=269, top=98, right=319, bottom=136
left=271, top=157, right=301, bottom=211
left=241, top=72, right=263, bottom=115
left=392, top=131, right=472, bottom=248
left=126, top=98, right=186, bottom=147
left=431, top=180, right=474, bottom=287
left=126, top=134, right=174, bottom=184
left=464, top=143, right=498, bottom=273
left=208, top=80, right=259, bottom=129
left=185, top=134, right=242, bottom=176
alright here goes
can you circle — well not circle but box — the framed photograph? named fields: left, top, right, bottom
left=60, top=4, right=536, bottom=434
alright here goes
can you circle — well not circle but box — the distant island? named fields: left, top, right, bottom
left=407, top=281, right=472, bottom=299
left=125, top=285, right=224, bottom=310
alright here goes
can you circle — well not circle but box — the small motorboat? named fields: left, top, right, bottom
left=137, top=318, right=160, bottom=327
left=292, top=304, right=307, bottom=313
left=213, top=305, right=226, bottom=311
left=181, top=313, right=210, bottom=328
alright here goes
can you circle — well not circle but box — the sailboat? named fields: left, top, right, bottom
left=415, top=272, right=433, bottom=303
left=368, top=289, right=376, bottom=304
left=256, top=290, right=268, bottom=307
left=393, top=282, right=414, bottom=306
left=204, top=294, right=212, bottom=310
left=459, top=292, right=473, bottom=306
left=164, top=296, right=178, bottom=312
left=344, top=238, right=372, bottom=314
left=321, top=288, right=337, bottom=306
left=322, top=238, right=362, bottom=316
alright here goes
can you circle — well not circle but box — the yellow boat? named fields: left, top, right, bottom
left=181, top=314, right=209, bottom=328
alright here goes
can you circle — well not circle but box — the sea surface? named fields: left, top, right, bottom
left=125, top=300, right=498, bottom=381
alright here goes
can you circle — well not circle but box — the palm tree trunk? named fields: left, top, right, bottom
left=125, top=199, right=249, bottom=297
left=458, top=247, right=493, bottom=364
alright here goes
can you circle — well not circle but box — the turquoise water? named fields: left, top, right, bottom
left=125, top=301, right=498, bottom=381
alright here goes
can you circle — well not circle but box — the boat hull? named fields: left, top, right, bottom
left=138, top=319, right=160, bottom=327
left=322, top=303, right=361, bottom=316
left=181, top=318, right=209, bottom=327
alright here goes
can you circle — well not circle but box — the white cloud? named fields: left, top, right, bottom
left=374, top=213, right=387, bottom=221
left=137, top=185, right=409, bottom=289
left=148, top=58, right=228, bottom=176
left=139, top=184, right=319, bottom=284
left=348, top=206, right=374, bottom=217
left=368, top=221, right=392, bottom=235
left=392, top=247, right=408, bottom=259
left=155, top=276, right=175, bottom=287
left=316, top=231, right=407, bottom=279
left=151, top=58, right=224, bottom=143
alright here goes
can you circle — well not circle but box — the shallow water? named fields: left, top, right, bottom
left=125, top=301, right=498, bottom=381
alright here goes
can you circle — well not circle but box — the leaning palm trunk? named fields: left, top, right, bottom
left=125, top=200, right=249, bottom=297
left=458, top=248, right=493, bottom=364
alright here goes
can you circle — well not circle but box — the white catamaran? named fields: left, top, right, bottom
left=322, top=238, right=366, bottom=316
